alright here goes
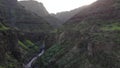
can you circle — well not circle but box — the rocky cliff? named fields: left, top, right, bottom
left=0, top=0, right=52, bottom=32
left=19, top=0, right=49, bottom=17
left=19, top=0, right=62, bottom=27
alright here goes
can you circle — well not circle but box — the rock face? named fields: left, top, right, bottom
left=19, top=0, right=62, bottom=27
left=0, top=0, right=52, bottom=32
left=19, top=0, right=49, bottom=17
left=0, top=26, right=22, bottom=68
left=0, top=0, right=17, bottom=25
left=37, top=0, right=120, bottom=68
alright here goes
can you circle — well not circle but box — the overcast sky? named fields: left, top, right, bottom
left=18, top=0, right=97, bottom=13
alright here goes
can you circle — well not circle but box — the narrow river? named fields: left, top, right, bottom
left=24, top=44, right=45, bottom=68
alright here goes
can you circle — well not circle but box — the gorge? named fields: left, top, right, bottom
left=0, top=0, right=120, bottom=68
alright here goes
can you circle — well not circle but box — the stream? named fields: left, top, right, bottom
left=24, top=43, right=45, bottom=68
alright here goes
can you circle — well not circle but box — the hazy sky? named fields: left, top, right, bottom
left=18, top=0, right=97, bottom=13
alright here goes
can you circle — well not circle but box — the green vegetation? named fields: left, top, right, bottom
left=25, top=40, right=39, bottom=51
left=41, top=44, right=62, bottom=64
left=0, top=66, right=4, bottom=68
left=18, top=40, right=29, bottom=50
left=1, top=0, right=120, bottom=68
left=26, top=40, right=34, bottom=45
left=35, top=0, right=120, bottom=68
left=102, top=23, right=120, bottom=31
left=18, top=39, right=41, bottom=63
left=0, top=0, right=53, bottom=68
left=0, top=23, right=9, bottom=31
left=5, top=53, right=19, bottom=68
left=18, top=40, right=38, bottom=50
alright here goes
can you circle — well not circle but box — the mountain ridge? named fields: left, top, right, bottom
left=19, top=0, right=49, bottom=17
left=19, top=0, right=62, bottom=27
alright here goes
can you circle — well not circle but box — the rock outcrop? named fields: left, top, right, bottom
left=19, top=0, right=49, bottom=17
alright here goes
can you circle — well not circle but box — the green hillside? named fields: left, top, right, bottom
left=0, top=0, right=120, bottom=68
left=37, top=0, right=120, bottom=68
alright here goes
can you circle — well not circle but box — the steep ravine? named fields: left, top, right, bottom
left=0, top=0, right=120, bottom=68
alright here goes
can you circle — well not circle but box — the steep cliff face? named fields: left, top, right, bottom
left=38, top=0, right=120, bottom=68
left=19, top=0, right=49, bottom=17
left=0, top=0, right=52, bottom=32
left=0, top=23, right=22, bottom=68
left=14, top=5, right=52, bottom=32
left=0, top=0, right=22, bottom=67
left=19, top=0, right=62, bottom=27
left=0, top=0, right=17, bottom=25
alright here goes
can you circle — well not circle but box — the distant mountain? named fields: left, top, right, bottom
left=53, top=6, right=88, bottom=23
left=65, top=0, right=119, bottom=25
left=44, top=15, right=62, bottom=27
left=19, top=0, right=62, bottom=27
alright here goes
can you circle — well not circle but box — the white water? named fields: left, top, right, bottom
left=24, top=43, right=45, bottom=68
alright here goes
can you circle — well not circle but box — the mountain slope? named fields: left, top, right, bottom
left=0, top=0, right=53, bottom=68
left=53, top=6, right=88, bottom=23
left=37, top=0, right=120, bottom=68
left=19, top=0, right=62, bottom=27
left=19, top=0, right=49, bottom=17
left=0, top=0, right=52, bottom=32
